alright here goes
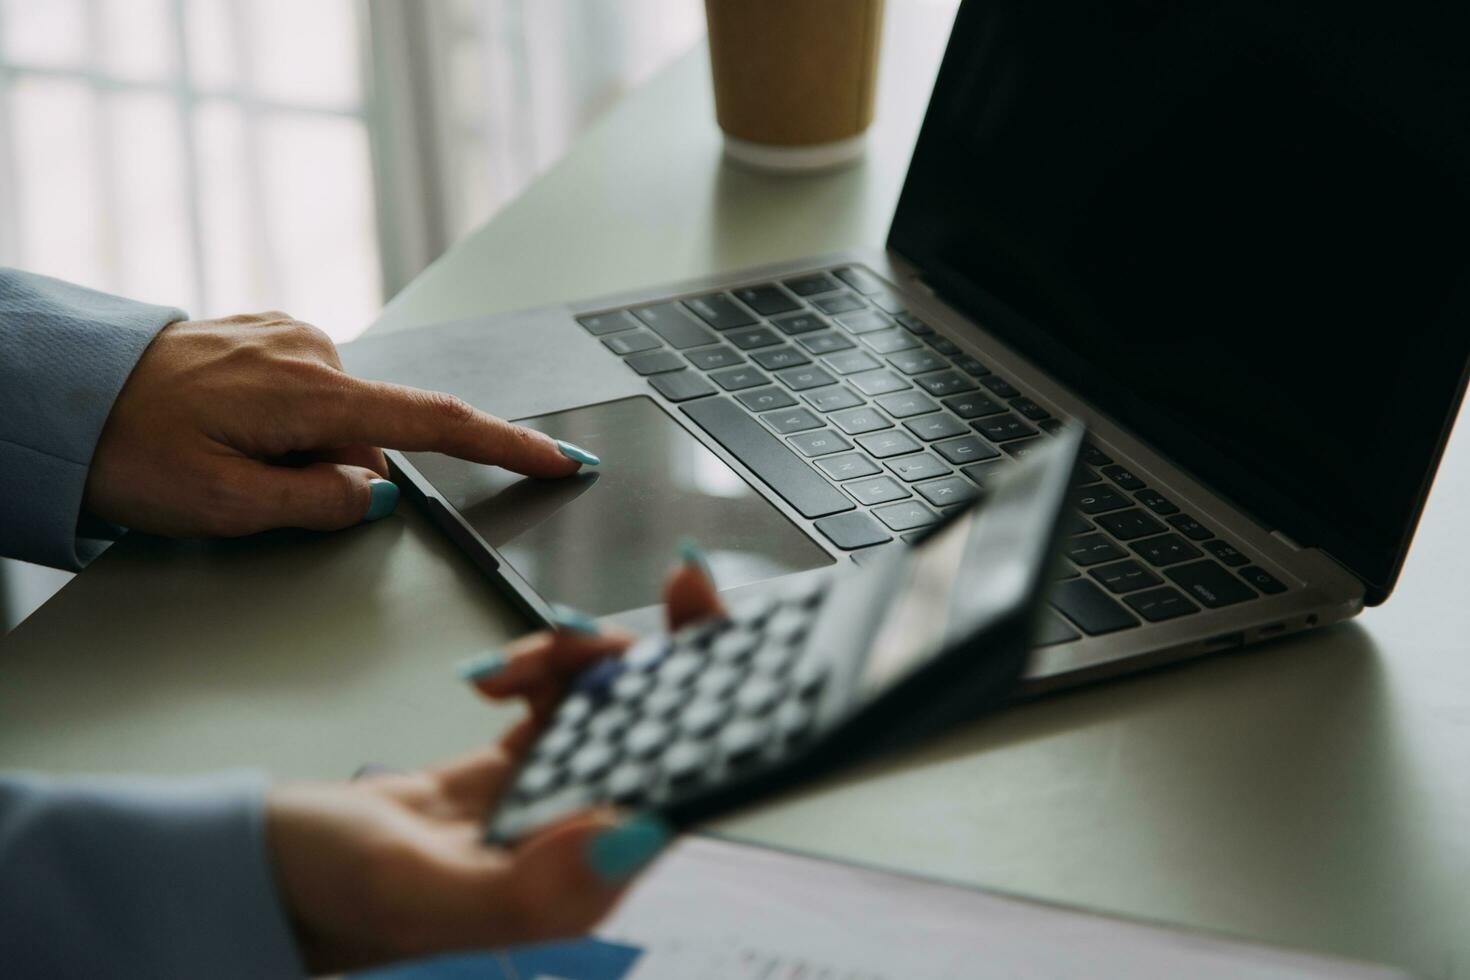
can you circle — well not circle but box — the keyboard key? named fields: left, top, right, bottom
left=816, top=452, right=881, bottom=481
left=889, top=350, right=948, bottom=375
left=634, top=302, right=718, bottom=348
left=959, top=459, right=1008, bottom=489
left=876, top=391, right=939, bottom=418
left=624, top=350, right=685, bottom=375
left=823, top=349, right=882, bottom=375
left=833, top=265, right=886, bottom=294
left=783, top=272, right=842, bottom=296
left=916, top=476, right=980, bottom=507
left=796, top=331, right=856, bottom=355
left=856, top=430, right=922, bottom=458
left=887, top=453, right=951, bottom=483
left=943, top=393, right=1004, bottom=419
left=772, top=311, right=827, bottom=335
left=1239, top=566, right=1287, bottom=594
left=789, top=429, right=852, bottom=457
left=804, top=386, right=864, bottom=412
left=738, top=386, right=797, bottom=412
left=1131, top=533, right=1205, bottom=567
left=681, top=398, right=853, bottom=518
left=1065, top=533, right=1126, bottom=566
left=934, top=435, right=1001, bottom=465
left=1009, top=397, right=1050, bottom=421
left=1072, top=484, right=1131, bottom=514
left=1094, top=508, right=1168, bottom=541
left=829, top=407, right=892, bottom=435
left=953, top=355, right=990, bottom=377
left=1038, top=418, right=1065, bottom=434
left=916, top=371, right=978, bottom=397
left=869, top=292, right=908, bottom=314
left=684, top=293, right=757, bottom=329
left=1167, top=514, right=1214, bottom=541
left=603, top=330, right=661, bottom=355
left=650, top=370, right=716, bottom=401
left=751, top=347, right=810, bottom=370
left=845, top=476, right=910, bottom=506
left=685, top=345, right=744, bottom=371
left=763, top=407, right=823, bottom=434
left=834, top=309, right=892, bottom=334
left=973, top=413, right=1036, bottom=442
left=903, top=413, right=967, bottom=441
left=1124, top=586, right=1200, bottom=622
left=1102, top=464, right=1146, bottom=491
left=578, top=311, right=638, bottom=335
left=814, top=511, right=891, bottom=549
left=1089, top=559, right=1163, bottom=594
left=1001, top=438, right=1044, bottom=460
left=1082, top=442, right=1114, bottom=466
left=1165, top=560, right=1257, bottom=607
left=776, top=366, right=838, bottom=391
left=895, top=313, right=934, bottom=335
left=710, top=366, right=768, bottom=391
left=725, top=325, right=783, bottom=350
left=1050, top=578, right=1139, bottom=635
left=849, top=369, right=909, bottom=396
left=928, top=336, right=961, bottom=355
left=1072, top=465, right=1100, bottom=486
left=1064, top=512, right=1093, bottom=535
left=861, top=329, right=920, bottom=354
left=813, top=293, right=865, bottom=315
left=1035, top=611, right=1081, bottom=646
left=733, top=283, right=800, bottom=316
left=1203, top=540, right=1249, bottom=566
left=1135, top=488, right=1179, bottom=515
left=980, top=375, right=1020, bottom=398
left=874, top=500, right=939, bottom=531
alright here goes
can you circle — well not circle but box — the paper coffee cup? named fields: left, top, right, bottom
left=705, top=0, right=884, bottom=173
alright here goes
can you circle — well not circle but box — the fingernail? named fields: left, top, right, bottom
left=586, top=813, right=671, bottom=882
left=556, top=440, right=601, bottom=466
left=364, top=479, right=399, bottom=522
left=456, top=650, right=507, bottom=682
left=549, top=603, right=600, bottom=635
left=676, top=536, right=712, bottom=580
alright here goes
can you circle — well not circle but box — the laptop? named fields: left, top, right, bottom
left=343, top=0, right=1470, bottom=692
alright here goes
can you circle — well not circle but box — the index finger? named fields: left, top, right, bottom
left=317, top=375, right=597, bottom=478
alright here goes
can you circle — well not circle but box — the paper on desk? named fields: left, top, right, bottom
left=353, top=835, right=1405, bottom=980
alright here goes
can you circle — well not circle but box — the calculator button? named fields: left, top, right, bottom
left=567, top=741, right=619, bottom=782
left=719, top=718, right=771, bottom=767
left=624, top=719, right=673, bottom=760
left=611, top=670, right=654, bottom=703
left=680, top=699, right=733, bottom=738
left=735, top=675, right=786, bottom=716
left=695, top=663, right=743, bottom=700
left=587, top=705, right=633, bottom=740
left=621, top=637, right=669, bottom=671
left=606, top=762, right=654, bottom=805
left=554, top=694, right=594, bottom=728
left=572, top=658, right=626, bottom=697
left=657, top=652, right=705, bottom=688
left=775, top=701, right=814, bottom=741
left=710, top=628, right=761, bottom=664
left=764, top=608, right=811, bottom=645
left=663, top=741, right=714, bottom=787
left=534, top=727, right=581, bottom=764
left=751, top=642, right=797, bottom=676
left=639, top=685, right=686, bottom=720
left=514, top=762, right=564, bottom=800
left=790, top=659, right=829, bottom=699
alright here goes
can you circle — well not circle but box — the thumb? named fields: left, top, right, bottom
left=497, top=811, right=671, bottom=944
left=220, top=459, right=399, bottom=534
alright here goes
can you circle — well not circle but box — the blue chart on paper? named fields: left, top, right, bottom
left=349, top=937, right=644, bottom=980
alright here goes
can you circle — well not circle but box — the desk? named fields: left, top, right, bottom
left=3, top=5, right=1467, bottom=976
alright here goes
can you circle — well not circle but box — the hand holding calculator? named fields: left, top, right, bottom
left=485, top=425, right=1085, bottom=843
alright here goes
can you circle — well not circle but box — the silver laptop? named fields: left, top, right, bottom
left=343, top=0, right=1470, bottom=692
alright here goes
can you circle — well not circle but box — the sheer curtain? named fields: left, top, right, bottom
left=0, top=0, right=703, bottom=632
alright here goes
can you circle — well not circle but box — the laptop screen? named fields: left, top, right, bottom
left=889, top=0, right=1470, bottom=601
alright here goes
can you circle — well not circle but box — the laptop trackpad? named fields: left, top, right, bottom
left=403, top=396, right=834, bottom=615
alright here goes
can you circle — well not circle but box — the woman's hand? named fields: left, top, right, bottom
left=85, top=312, right=598, bottom=537
left=266, top=560, right=724, bottom=975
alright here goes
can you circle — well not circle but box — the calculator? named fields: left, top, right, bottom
left=484, top=424, right=1085, bottom=843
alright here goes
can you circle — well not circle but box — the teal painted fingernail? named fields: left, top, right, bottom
left=549, top=603, right=601, bottom=635
left=456, top=650, right=507, bottom=682
left=586, top=814, right=671, bottom=882
left=556, top=440, right=601, bottom=466
left=676, top=536, right=712, bottom=579
left=364, top=479, right=399, bottom=522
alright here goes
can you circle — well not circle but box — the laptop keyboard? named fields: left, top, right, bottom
left=577, top=265, right=1289, bottom=644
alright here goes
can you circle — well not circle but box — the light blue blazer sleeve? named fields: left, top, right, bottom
left=0, top=771, right=307, bottom=979
left=0, top=267, right=186, bottom=570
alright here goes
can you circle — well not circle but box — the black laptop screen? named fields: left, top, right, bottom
left=890, top=0, right=1470, bottom=600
